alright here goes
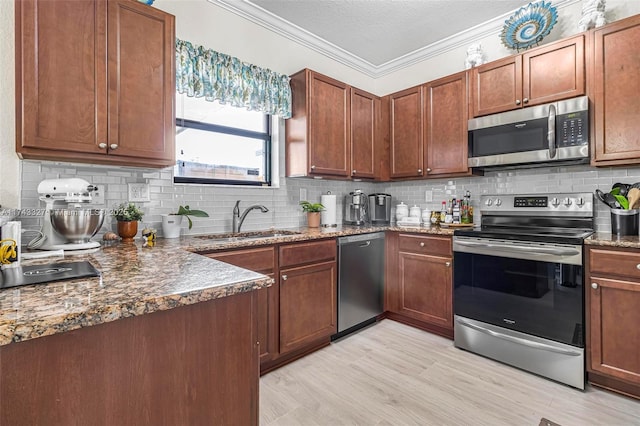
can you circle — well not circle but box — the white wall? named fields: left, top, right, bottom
left=0, top=0, right=20, bottom=209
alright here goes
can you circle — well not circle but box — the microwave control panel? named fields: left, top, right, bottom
left=556, top=110, right=588, bottom=147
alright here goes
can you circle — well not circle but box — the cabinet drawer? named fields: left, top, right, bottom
left=205, top=247, right=275, bottom=273
left=398, top=234, right=451, bottom=256
left=589, top=247, right=640, bottom=280
left=279, top=239, right=336, bottom=268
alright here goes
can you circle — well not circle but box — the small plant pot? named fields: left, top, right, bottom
left=117, top=220, right=138, bottom=242
left=307, top=212, right=321, bottom=228
left=162, top=214, right=183, bottom=238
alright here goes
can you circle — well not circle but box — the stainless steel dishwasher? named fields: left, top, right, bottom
left=334, top=232, right=385, bottom=340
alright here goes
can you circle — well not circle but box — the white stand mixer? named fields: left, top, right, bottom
left=30, top=179, right=104, bottom=251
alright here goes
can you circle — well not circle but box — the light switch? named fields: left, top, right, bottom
left=299, top=188, right=307, bottom=202
left=425, top=190, right=433, bottom=202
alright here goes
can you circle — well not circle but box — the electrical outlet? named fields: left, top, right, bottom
left=128, top=183, right=150, bottom=202
left=299, top=188, right=307, bottom=202
left=91, top=185, right=105, bottom=205
left=425, top=190, right=433, bottom=202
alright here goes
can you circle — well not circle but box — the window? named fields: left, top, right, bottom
left=175, top=95, right=272, bottom=186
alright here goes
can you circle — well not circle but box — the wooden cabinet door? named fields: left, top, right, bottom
left=470, top=56, right=522, bottom=117
left=588, top=276, right=640, bottom=385
left=203, top=247, right=277, bottom=364
left=592, top=15, right=640, bottom=165
left=279, top=261, right=337, bottom=354
left=424, top=71, right=470, bottom=176
left=307, top=72, right=350, bottom=177
left=107, top=0, right=175, bottom=162
left=17, top=0, right=107, bottom=154
left=389, top=86, right=424, bottom=178
left=397, top=251, right=452, bottom=329
left=350, top=88, right=377, bottom=179
left=523, top=35, right=585, bottom=107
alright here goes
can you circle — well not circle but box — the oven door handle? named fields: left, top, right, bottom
left=455, top=318, right=582, bottom=356
left=454, top=240, right=579, bottom=256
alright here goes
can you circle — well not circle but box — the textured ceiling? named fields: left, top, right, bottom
left=250, top=0, right=527, bottom=65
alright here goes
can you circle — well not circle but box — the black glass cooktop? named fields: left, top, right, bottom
left=0, top=261, right=100, bottom=289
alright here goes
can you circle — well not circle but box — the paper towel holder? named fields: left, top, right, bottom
left=320, top=191, right=338, bottom=228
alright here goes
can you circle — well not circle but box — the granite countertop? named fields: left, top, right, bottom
left=0, top=224, right=454, bottom=347
left=585, top=232, right=640, bottom=249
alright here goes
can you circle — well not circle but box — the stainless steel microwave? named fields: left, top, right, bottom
left=467, top=96, right=589, bottom=169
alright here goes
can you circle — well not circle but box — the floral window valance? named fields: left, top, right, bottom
left=175, top=38, right=292, bottom=119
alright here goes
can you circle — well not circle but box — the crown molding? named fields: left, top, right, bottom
left=208, top=0, right=581, bottom=79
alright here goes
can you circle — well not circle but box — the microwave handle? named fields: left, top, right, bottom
left=548, top=104, right=557, bottom=159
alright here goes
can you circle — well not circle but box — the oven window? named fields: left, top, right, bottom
left=453, top=252, right=583, bottom=347
left=469, top=117, right=548, bottom=157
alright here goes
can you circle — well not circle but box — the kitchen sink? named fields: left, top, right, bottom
left=195, top=229, right=303, bottom=242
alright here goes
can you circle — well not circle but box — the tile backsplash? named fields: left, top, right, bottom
left=20, top=160, right=640, bottom=237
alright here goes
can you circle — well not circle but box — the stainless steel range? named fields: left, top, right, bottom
left=452, top=193, right=594, bottom=389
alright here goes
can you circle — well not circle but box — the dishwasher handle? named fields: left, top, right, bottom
left=337, top=232, right=385, bottom=245
left=359, top=241, right=371, bottom=248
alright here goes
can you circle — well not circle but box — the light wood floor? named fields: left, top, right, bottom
left=260, top=320, right=640, bottom=426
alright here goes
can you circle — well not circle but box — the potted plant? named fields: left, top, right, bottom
left=299, top=201, right=324, bottom=228
left=161, top=205, right=209, bottom=238
left=113, top=202, right=144, bottom=242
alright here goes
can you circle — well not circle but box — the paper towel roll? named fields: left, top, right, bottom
left=320, top=193, right=337, bottom=227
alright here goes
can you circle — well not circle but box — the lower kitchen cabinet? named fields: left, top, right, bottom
left=278, top=239, right=337, bottom=355
left=386, top=232, right=453, bottom=338
left=203, top=247, right=278, bottom=365
left=586, top=246, right=640, bottom=399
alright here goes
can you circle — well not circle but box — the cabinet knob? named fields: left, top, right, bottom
left=419, top=242, right=425, bottom=247
left=281, top=274, right=287, bottom=281
left=426, top=168, right=432, bottom=172
left=352, top=169, right=357, bottom=174
left=591, top=283, right=598, bottom=289
left=109, top=144, right=118, bottom=150
left=523, top=98, right=529, bottom=104
left=636, top=264, right=640, bottom=270
left=445, top=261, right=451, bottom=267
left=515, top=99, right=521, bottom=105
left=417, top=169, right=423, bottom=174
left=310, top=165, right=316, bottom=170
left=98, top=143, right=107, bottom=149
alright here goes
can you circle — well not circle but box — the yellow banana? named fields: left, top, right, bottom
left=0, top=239, right=17, bottom=265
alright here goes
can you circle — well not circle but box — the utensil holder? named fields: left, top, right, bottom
left=610, top=209, right=639, bottom=236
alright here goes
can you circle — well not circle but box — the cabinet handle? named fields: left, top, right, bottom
left=417, top=169, right=423, bottom=174
left=515, top=99, right=521, bottom=105
left=109, top=144, right=118, bottom=150
left=445, top=262, right=451, bottom=267
left=98, top=143, right=107, bottom=149
left=523, top=98, right=529, bottom=104
left=281, top=274, right=287, bottom=281
left=419, top=242, right=425, bottom=247
left=591, top=283, right=598, bottom=289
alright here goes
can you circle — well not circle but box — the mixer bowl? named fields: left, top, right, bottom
left=50, top=209, right=105, bottom=244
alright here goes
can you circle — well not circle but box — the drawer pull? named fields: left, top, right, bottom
left=591, top=283, right=598, bottom=289
left=281, top=274, right=287, bottom=281
left=637, top=264, right=640, bottom=270
left=419, top=242, right=425, bottom=247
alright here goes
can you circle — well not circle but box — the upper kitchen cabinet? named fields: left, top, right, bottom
left=470, top=35, right=585, bottom=117
left=591, top=15, right=640, bottom=166
left=423, top=71, right=472, bottom=177
left=16, top=0, right=175, bottom=168
left=286, top=69, right=383, bottom=180
left=389, top=86, right=423, bottom=179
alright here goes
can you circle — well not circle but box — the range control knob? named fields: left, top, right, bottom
left=550, top=197, right=560, bottom=207
left=495, top=199, right=502, bottom=206
left=485, top=199, right=493, bottom=206
left=576, top=197, right=585, bottom=207
left=563, top=198, right=573, bottom=207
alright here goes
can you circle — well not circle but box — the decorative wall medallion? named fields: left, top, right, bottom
left=500, top=1, right=558, bottom=52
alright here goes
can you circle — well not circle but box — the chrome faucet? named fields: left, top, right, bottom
left=232, top=200, right=269, bottom=233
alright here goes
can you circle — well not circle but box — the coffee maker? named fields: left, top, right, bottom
left=343, top=189, right=368, bottom=226
left=368, top=193, right=392, bottom=225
